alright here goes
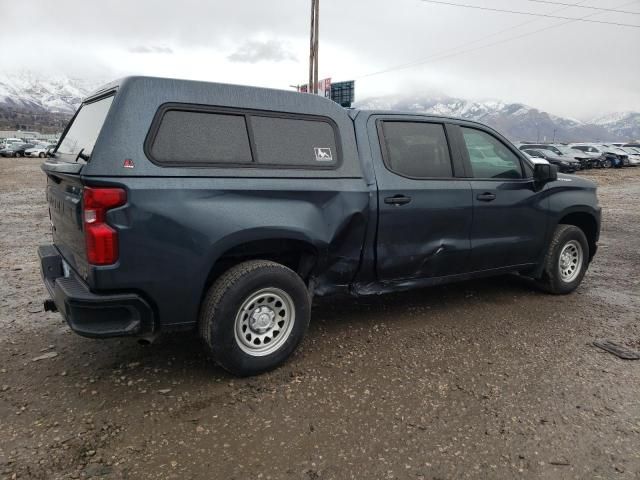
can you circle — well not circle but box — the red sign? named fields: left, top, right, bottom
left=298, top=78, right=331, bottom=97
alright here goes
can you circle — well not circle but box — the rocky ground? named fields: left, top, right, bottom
left=1, top=158, right=639, bottom=479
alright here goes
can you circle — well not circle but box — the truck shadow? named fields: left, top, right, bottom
left=52, top=276, right=540, bottom=393
left=89, top=273, right=535, bottom=377
left=310, top=273, right=537, bottom=331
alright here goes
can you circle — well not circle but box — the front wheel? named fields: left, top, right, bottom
left=537, top=225, right=589, bottom=294
left=14, top=152, right=22, bottom=158
left=39, top=152, right=45, bottom=158
left=199, top=260, right=311, bottom=376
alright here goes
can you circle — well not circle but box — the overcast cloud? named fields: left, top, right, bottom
left=1, top=0, right=639, bottom=119
left=228, top=39, right=297, bottom=63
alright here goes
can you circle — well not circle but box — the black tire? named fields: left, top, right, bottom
left=537, top=225, right=589, bottom=295
left=39, top=152, right=45, bottom=158
left=14, top=152, right=22, bottom=158
left=602, top=159, right=611, bottom=168
left=199, top=260, right=311, bottom=376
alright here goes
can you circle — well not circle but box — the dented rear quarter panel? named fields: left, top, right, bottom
left=77, top=77, right=371, bottom=329
left=87, top=176, right=370, bottom=329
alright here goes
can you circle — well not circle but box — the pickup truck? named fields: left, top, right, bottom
left=40, top=76, right=601, bottom=376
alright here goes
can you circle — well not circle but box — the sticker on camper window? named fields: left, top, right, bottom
left=314, top=147, right=333, bottom=162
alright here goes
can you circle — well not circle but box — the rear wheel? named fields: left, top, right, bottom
left=537, top=225, right=589, bottom=294
left=199, top=260, right=311, bottom=376
left=14, top=152, right=22, bottom=158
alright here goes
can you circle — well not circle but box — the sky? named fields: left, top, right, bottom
left=1, top=0, right=639, bottom=120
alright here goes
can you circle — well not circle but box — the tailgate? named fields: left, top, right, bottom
left=42, top=92, right=116, bottom=278
left=43, top=165, right=88, bottom=278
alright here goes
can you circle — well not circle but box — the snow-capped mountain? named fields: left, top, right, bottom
left=356, top=95, right=639, bottom=142
left=590, top=111, right=640, bottom=140
left=1, top=71, right=638, bottom=141
left=0, top=71, right=101, bottom=114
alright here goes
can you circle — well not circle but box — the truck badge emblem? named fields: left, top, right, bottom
left=314, top=148, right=333, bottom=162
left=123, top=159, right=135, bottom=169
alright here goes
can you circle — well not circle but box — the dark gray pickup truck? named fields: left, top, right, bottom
left=40, top=76, right=601, bottom=375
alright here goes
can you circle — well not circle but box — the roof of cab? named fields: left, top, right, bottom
left=349, top=108, right=499, bottom=130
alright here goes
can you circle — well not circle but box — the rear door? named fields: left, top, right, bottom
left=453, top=124, right=548, bottom=271
left=43, top=94, right=116, bottom=278
left=370, top=116, right=473, bottom=281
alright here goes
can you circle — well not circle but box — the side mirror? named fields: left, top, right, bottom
left=534, top=163, right=558, bottom=184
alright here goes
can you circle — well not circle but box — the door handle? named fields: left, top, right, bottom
left=476, top=192, right=496, bottom=202
left=384, top=195, right=412, bottom=206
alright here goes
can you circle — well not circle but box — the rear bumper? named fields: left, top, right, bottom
left=39, top=244, right=155, bottom=338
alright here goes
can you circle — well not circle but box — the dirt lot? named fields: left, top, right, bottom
left=1, top=158, right=639, bottom=480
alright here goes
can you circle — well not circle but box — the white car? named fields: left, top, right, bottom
left=619, top=147, right=640, bottom=166
left=25, top=145, right=54, bottom=158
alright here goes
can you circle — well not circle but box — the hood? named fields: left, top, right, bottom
left=554, top=173, right=597, bottom=189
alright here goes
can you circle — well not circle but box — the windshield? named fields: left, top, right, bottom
left=607, top=147, right=626, bottom=154
left=553, top=146, right=576, bottom=155
left=56, top=95, right=114, bottom=160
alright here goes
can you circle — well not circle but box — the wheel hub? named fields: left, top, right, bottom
left=558, top=240, right=583, bottom=283
left=234, top=288, right=296, bottom=357
left=249, top=306, right=276, bottom=333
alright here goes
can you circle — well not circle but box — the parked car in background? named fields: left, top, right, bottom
left=550, top=144, right=596, bottom=169
left=598, top=144, right=630, bottom=166
left=616, top=146, right=640, bottom=166
left=567, top=146, right=607, bottom=168
left=519, top=143, right=568, bottom=156
left=0, top=143, right=35, bottom=157
left=519, top=143, right=595, bottom=169
left=25, top=144, right=56, bottom=158
left=522, top=148, right=581, bottom=173
left=623, top=146, right=640, bottom=156
left=570, top=144, right=621, bottom=168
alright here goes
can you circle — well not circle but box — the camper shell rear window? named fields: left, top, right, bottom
left=55, top=94, right=115, bottom=162
left=145, top=104, right=340, bottom=169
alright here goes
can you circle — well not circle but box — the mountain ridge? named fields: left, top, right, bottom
left=355, top=95, right=640, bottom=142
left=0, top=71, right=638, bottom=141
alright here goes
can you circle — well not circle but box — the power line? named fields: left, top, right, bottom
left=357, top=0, right=588, bottom=79
left=517, top=0, right=640, bottom=15
left=357, top=0, right=639, bottom=79
left=419, top=0, right=640, bottom=27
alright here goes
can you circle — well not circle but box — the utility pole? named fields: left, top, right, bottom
left=309, top=0, right=319, bottom=94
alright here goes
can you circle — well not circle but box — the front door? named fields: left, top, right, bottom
left=371, top=118, right=473, bottom=281
left=456, top=125, right=549, bottom=271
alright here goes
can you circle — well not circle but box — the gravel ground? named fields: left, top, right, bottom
left=1, top=158, right=639, bottom=480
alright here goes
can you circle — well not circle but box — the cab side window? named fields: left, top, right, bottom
left=461, top=127, right=523, bottom=179
left=380, top=122, right=453, bottom=178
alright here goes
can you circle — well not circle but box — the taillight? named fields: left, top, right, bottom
left=83, top=187, right=127, bottom=265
